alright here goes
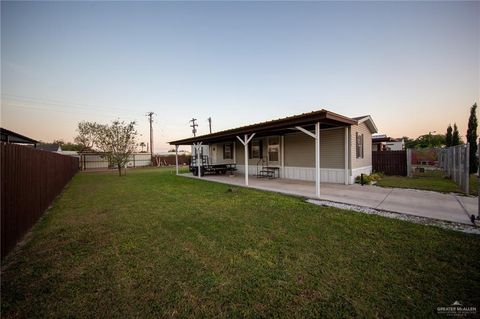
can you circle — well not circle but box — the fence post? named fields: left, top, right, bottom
left=406, top=149, right=412, bottom=177
left=465, top=143, right=469, bottom=194
left=477, top=138, right=480, bottom=220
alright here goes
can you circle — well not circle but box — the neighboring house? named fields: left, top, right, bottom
left=169, top=109, right=378, bottom=194
left=36, top=143, right=62, bottom=153
left=59, top=150, right=80, bottom=157
left=372, top=134, right=404, bottom=151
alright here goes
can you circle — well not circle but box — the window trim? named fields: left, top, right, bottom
left=223, top=143, right=233, bottom=159
left=249, top=140, right=263, bottom=159
left=356, top=132, right=364, bottom=159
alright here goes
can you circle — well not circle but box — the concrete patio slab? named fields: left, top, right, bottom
left=180, top=173, right=476, bottom=225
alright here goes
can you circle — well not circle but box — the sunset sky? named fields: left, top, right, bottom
left=1, top=1, right=479, bottom=152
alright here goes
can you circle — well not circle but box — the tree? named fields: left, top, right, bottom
left=446, top=124, right=453, bottom=147
left=139, top=142, right=146, bottom=152
left=95, top=120, right=138, bottom=176
left=467, top=103, right=478, bottom=173
left=452, top=123, right=461, bottom=146
left=74, top=121, right=101, bottom=152
left=53, top=139, right=83, bottom=151
left=402, top=136, right=417, bottom=149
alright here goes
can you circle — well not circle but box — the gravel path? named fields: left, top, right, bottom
left=307, top=199, right=480, bottom=235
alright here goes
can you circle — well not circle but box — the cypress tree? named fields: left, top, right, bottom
left=446, top=124, right=453, bottom=147
left=452, top=123, right=460, bottom=146
left=467, top=103, right=478, bottom=173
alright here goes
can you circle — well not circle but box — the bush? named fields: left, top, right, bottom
left=355, top=172, right=383, bottom=185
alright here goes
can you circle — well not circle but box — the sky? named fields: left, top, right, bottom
left=1, top=1, right=479, bottom=152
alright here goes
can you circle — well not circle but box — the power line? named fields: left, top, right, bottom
left=1, top=93, right=140, bottom=116
left=3, top=102, right=139, bottom=121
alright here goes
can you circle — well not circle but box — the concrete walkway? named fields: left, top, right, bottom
left=181, top=173, right=477, bottom=225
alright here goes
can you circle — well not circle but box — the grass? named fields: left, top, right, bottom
left=2, top=168, right=480, bottom=318
left=376, top=170, right=479, bottom=195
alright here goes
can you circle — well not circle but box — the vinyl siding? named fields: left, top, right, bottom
left=351, top=122, right=372, bottom=169
left=284, top=128, right=345, bottom=169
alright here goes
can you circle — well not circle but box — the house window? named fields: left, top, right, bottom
left=268, top=137, right=279, bottom=162
left=356, top=132, right=364, bottom=159
left=223, top=143, right=233, bottom=159
left=249, top=140, right=263, bottom=159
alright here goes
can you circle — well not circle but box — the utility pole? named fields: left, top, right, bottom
left=207, top=117, right=212, bottom=134
left=190, top=118, right=198, bottom=137
left=146, top=112, right=155, bottom=158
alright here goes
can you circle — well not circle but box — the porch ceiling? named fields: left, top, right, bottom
left=169, top=109, right=356, bottom=145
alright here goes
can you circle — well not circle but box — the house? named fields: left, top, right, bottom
left=36, top=143, right=62, bottom=152
left=169, top=109, right=377, bottom=197
left=0, top=127, right=38, bottom=146
left=372, top=134, right=404, bottom=151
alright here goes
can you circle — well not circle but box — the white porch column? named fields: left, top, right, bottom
left=344, top=127, right=349, bottom=185
left=315, top=122, right=321, bottom=197
left=194, top=142, right=203, bottom=178
left=236, top=133, right=256, bottom=186
left=175, top=145, right=179, bottom=175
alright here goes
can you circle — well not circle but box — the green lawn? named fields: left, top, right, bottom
left=376, top=170, right=479, bottom=195
left=2, top=168, right=479, bottom=318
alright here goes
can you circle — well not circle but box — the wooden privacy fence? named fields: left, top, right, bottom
left=1, top=143, right=79, bottom=259
left=372, top=150, right=407, bottom=176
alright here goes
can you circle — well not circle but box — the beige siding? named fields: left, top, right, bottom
left=234, top=137, right=270, bottom=165
left=284, top=128, right=345, bottom=169
left=209, top=143, right=235, bottom=164
left=351, top=122, right=372, bottom=169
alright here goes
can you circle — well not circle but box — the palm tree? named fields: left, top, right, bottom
left=139, top=142, right=146, bottom=152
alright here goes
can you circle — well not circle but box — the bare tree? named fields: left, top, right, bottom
left=95, top=120, right=138, bottom=176
left=74, top=120, right=138, bottom=176
left=74, top=121, right=101, bottom=152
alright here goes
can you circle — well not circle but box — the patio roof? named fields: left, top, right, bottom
left=0, top=127, right=38, bottom=145
left=169, top=109, right=357, bottom=145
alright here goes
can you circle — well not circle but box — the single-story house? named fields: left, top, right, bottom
left=372, top=134, right=404, bottom=151
left=169, top=109, right=377, bottom=197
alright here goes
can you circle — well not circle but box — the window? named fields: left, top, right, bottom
left=268, top=137, right=279, bottom=162
left=356, top=132, right=364, bottom=159
left=249, top=140, right=263, bottom=159
left=223, top=143, right=233, bottom=159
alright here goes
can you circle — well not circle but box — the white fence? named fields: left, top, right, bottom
left=80, top=153, right=151, bottom=170
left=438, top=144, right=470, bottom=193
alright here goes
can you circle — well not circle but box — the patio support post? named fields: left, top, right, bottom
left=194, top=142, right=203, bottom=178
left=175, top=145, right=179, bottom=175
left=236, top=133, right=256, bottom=186
left=344, top=127, right=349, bottom=185
left=294, top=124, right=320, bottom=197
left=315, top=122, right=321, bottom=197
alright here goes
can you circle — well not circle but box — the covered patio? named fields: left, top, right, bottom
left=169, top=109, right=368, bottom=198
